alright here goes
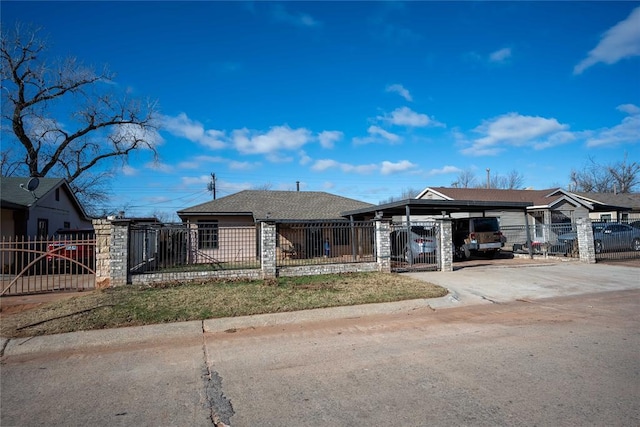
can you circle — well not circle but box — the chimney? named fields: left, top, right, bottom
left=296, top=181, right=300, bottom=191
left=486, top=168, right=490, bottom=189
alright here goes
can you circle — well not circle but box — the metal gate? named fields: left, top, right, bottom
left=390, top=221, right=440, bottom=272
left=593, top=221, right=640, bottom=263
left=1, top=236, right=96, bottom=296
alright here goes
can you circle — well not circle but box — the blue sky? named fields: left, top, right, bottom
left=2, top=1, right=639, bottom=218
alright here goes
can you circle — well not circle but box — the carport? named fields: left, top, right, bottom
left=342, top=199, right=535, bottom=269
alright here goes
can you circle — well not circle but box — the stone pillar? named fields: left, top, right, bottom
left=375, top=220, right=391, bottom=273
left=92, top=219, right=111, bottom=289
left=437, top=218, right=453, bottom=272
left=110, top=219, right=131, bottom=286
left=576, top=217, right=596, bottom=264
left=261, top=221, right=277, bottom=279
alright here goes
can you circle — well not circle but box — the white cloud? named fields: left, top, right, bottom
left=463, top=113, right=570, bottom=156
left=145, top=161, right=174, bottom=173
left=121, top=165, right=138, bottom=176
left=380, top=160, right=417, bottom=175
left=379, top=107, right=444, bottom=127
left=229, top=160, right=259, bottom=171
left=489, top=47, right=512, bottom=63
left=353, top=125, right=402, bottom=145
left=161, top=113, right=226, bottom=149
left=428, top=165, right=462, bottom=176
left=318, top=130, right=343, bottom=148
left=311, top=158, right=415, bottom=175
left=574, top=6, right=640, bottom=74
left=586, top=105, right=640, bottom=147
left=617, top=103, right=640, bottom=115
left=386, top=84, right=413, bottom=101
left=311, top=159, right=378, bottom=174
left=299, top=150, right=312, bottom=166
left=232, top=125, right=313, bottom=155
left=271, top=4, right=321, bottom=28
left=368, top=125, right=401, bottom=142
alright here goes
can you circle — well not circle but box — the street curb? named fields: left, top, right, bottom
left=2, top=320, right=203, bottom=357
left=203, top=297, right=445, bottom=333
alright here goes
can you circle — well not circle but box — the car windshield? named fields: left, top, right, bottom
left=592, top=224, right=606, bottom=233
left=473, top=218, right=499, bottom=232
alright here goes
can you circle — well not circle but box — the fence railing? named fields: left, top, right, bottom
left=1, top=235, right=96, bottom=295
left=276, top=220, right=376, bottom=267
left=501, top=223, right=576, bottom=256
left=389, top=221, right=439, bottom=271
left=129, top=223, right=260, bottom=274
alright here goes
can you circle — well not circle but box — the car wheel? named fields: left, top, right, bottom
left=595, top=240, right=603, bottom=254
left=632, top=238, right=640, bottom=251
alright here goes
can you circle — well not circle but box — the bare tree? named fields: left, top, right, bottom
left=379, top=187, right=421, bottom=204
left=607, top=154, right=639, bottom=193
left=451, top=169, right=477, bottom=188
left=570, top=155, right=638, bottom=193
left=1, top=24, right=160, bottom=208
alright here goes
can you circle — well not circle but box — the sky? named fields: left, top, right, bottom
left=2, top=1, right=639, bottom=219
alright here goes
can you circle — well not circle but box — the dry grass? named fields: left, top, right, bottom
left=0, top=272, right=447, bottom=338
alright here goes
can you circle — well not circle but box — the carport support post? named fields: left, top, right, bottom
left=576, top=217, right=596, bottom=264
left=375, top=219, right=391, bottom=273
left=524, top=209, right=534, bottom=259
left=437, top=218, right=453, bottom=272
left=261, top=221, right=277, bottom=278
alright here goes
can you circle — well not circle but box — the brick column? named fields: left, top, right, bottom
left=576, top=217, right=596, bottom=264
left=437, top=218, right=453, bottom=272
left=261, top=221, right=277, bottom=279
left=108, top=219, right=131, bottom=286
left=375, top=220, right=391, bottom=273
left=92, top=219, right=111, bottom=289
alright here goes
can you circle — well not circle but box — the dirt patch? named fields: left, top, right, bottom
left=0, top=292, right=88, bottom=316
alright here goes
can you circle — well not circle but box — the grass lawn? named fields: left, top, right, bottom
left=0, top=272, right=447, bottom=338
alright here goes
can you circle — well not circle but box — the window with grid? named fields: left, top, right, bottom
left=198, top=221, right=219, bottom=249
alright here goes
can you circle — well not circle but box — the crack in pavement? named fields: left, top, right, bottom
left=201, top=321, right=234, bottom=427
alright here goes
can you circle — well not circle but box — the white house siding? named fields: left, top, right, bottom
left=27, top=187, right=91, bottom=236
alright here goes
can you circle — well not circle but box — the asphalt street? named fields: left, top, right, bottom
left=1, top=262, right=639, bottom=426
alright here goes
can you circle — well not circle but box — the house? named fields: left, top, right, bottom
left=176, top=190, right=374, bottom=262
left=570, top=192, right=640, bottom=222
left=414, top=187, right=631, bottom=246
left=0, top=177, right=92, bottom=238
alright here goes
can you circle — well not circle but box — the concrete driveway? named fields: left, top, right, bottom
left=1, top=262, right=639, bottom=426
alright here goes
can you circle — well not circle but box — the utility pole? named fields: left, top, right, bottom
left=209, top=173, right=216, bottom=200
left=486, top=168, right=490, bottom=189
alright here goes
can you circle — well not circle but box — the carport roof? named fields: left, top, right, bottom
left=341, top=198, right=533, bottom=220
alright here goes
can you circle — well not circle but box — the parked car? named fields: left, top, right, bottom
left=390, top=225, right=437, bottom=263
left=452, top=217, right=503, bottom=259
left=558, top=223, right=640, bottom=254
left=47, top=228, right=95, bottom=272
left=629, top=220, right=640, bottom=229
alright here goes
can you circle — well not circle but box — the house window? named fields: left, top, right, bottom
left=600, top=214, right=611, bottom=222
left=55, top=188, right=60, bottom=201
left=198, top=221, right=218, bottom=249
left=37, top=219, right=49, bottom=237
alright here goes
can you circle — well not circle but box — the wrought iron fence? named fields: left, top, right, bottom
left=501, top=223, right=576, bottom=256
left=390, top=221, right=439, bottom=272
left=1, top=235, right=96, bottom=295
left=592, top=220, right=640, bottom=262
left=129, top=222, right=260, bottom=274
left=276, top=220, right=376, bottom=267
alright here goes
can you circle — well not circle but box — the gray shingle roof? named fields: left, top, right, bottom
left=177, top=190, right=374, bottom=220
left=572, top=192, right=640, bottom=210
left=0, top=177, right=65, bottom=208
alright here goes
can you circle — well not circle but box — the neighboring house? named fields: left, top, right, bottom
left=415, top=187, right=630, bottom=242
left=0, top=177, right=92, bottom=238
left=570, top=192, right=640, bottom=222
left=176, top=190, right=374, bottom=262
